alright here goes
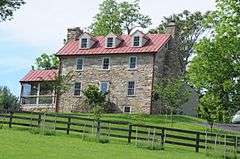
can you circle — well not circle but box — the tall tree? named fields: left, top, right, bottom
left=149, top=10, right=208, bottom=74
left=90, top=0, right=122, bottom=36
left=90, top=0, right=151, bottom=36
left=0, top=86, right=19, bottom=111
left=188, top=0, right=240, bottom=122
left=32, top=53, right=59, bottom=70
left=118, top=0, right=151, bottom=34
left=0, top=0, right=25, bottom=22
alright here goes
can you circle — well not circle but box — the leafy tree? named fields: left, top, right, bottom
left=199, top=93, right=224, bottom=132
left=90, top=0, right=122, bottom=36
left=90, top=0, right=151, bottom=36
left=154, top=77, right=190, bottom=125
left=188, top=0, right=240, bottom=122
left=0, top=0, right=25, bottom=22
left=118, top=0, right=151, bottom=34
left=82, top=85, right=108, bottom=120
left=32, top=53, right=59, bottom=70
left=0, top=86, right=19, bottom=111
left=149, top=10, right=208, bottom=74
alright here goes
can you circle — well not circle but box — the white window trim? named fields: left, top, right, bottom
left=74, top=82, right=82, bottom=96
left=127, top=81, right=136, bottom=96
left=99, top=81, right=110, bottom=93
left=123, top=106, right=131, bottom=113
left=80, top=38, right=89, bottom=49
left=101, top=57, right=111, bottom=70
left=128, top=56, right=137, bottom=70
left=106, top=37, right=115, bottom=48
left=76, top=58, right=84, bottom=71
left=132, top=36, right=142, bottom=47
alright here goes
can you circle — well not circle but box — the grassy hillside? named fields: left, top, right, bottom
left=0, top=128, right=222, bottom=159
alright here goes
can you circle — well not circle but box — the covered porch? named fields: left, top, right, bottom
left=20, top=70, right=58, bottom=112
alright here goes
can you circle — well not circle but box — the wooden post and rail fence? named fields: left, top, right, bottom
left=0, top=111, right=239, bottom=153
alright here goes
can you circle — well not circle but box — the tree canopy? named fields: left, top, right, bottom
left=149, top=10, right=208, bottom=74
left=154, top=77, right=190, bottom=124
left=32, top=53, right=59, bottom=70
left=188, top=0, right=240, bottom=121
left=0, top=86, right=19, bottom=111
left=90, top=0, right=151, bottom=36
left=0, top=0, right=25, bottom=22
left=118, top=0, right=151, bottom=35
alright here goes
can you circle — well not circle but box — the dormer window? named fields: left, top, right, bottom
left=131, top=30, right=148, bottom=47
left=81, top=38, right=88, bottom=48
left=133, top=36, right=140, bottom=47
left=79, top=32, right=96, bottom=49
left=107, top=37, right=114, bottom=48
left=105, top=33, right=122, bottom=48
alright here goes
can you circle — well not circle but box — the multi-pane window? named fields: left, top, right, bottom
left=129, top=56, right=137, bottom=69
left=102, top=58, right=110, bottom=70
left=81, top=38, right=88, bottom=48
left=100, top=81, right=109, bottom=93
left=107, top=37, right=114, bottom=48
left=76, top=58, right=84, bottom=70
left=74, top=82, right=81, bottom=96
left=39, top=83, right=53, bottom=95
left=124, top=106, right=131, bottom=113
left=127, top=81, right=135, bottom=96
left=133, top=36, right=140, bottom=47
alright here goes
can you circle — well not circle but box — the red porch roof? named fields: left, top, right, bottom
left=56, top=34, right=171, bottom=56
left=20, top=70, right=58, bottom=82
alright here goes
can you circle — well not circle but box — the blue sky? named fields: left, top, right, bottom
left=0, top=0, right=215, bottom=96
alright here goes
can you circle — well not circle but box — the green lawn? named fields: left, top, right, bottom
left=0, top=128, right=220, bottom=159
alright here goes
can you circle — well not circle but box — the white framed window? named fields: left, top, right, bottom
left=100, top=81, right=109, bottom=93
left=106, top=37, right=114, bottom=48
left=74, top=82, right=81, bottom=96
left=81, top=38, right=88, bottom=48
left=133, top=36, right=140, bottom=47
left=123, top=106, right=131, bottom=113
left=102, top=57, right=110, bottom=70
left=127, top=81, right=135, bottom=96
left=129, top=56, right=137, bottom=69
left=76, top=58, right=84, bottom=70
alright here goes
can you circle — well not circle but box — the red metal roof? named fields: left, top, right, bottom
left=56, top=34, right=171, bottom=56
left=20, top=70, right=58, bottom=82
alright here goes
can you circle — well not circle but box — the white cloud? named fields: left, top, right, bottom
left=0, top=0, right=215, bottom=50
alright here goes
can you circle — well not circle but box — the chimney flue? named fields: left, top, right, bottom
left=166, top=21, right=177, bottom=38
left=67, top=27, right=83, bottom=42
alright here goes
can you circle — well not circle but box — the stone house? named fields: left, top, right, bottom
left=20, top=23, right=198, bottom=115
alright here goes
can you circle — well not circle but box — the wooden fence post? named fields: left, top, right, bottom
left=161, top=128, right=165, bottom=149
left=37, top=114, right=42, bottom=127
left=67, top=117, right=71, bottom=135
left=96, top=121, right=101, bottom=135
left=9, top=112, right=13, bottom=128
left=196, top=132, right=200, bottom=152
left=128, top=124, right=132, bottom=143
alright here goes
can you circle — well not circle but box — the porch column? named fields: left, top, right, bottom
left=36, top=83, right=40, bottom=106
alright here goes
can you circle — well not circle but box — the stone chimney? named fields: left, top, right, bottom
left=66, top=27, right=83, bottom=42
left=166, top=21, right=177, bottom=38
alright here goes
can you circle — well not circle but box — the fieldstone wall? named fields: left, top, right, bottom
left=59, top=54, right=154, bottom=114
left=21, top=105, right=55, bottom=112
left=151, top=45, right=168, bottom=114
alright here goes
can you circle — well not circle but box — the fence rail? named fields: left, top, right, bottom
left=0, top=111, right=239, bottom=153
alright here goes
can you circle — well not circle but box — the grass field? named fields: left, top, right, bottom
left=0, top=128, right=222, bottom=159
